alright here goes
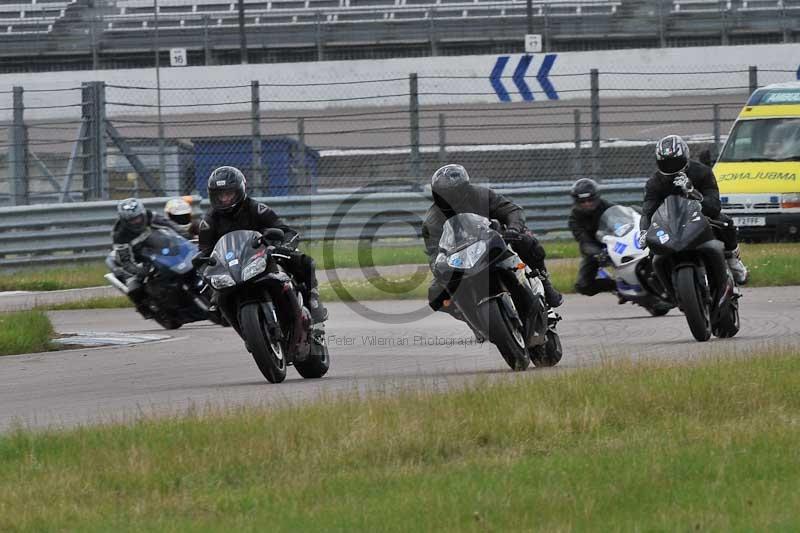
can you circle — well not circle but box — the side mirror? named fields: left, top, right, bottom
left=262, top=228, right=285, bottom=243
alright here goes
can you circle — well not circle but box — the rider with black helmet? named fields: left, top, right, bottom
left=639, top=135, right=748, bottom=284
left=198, top=166, right=327, bottom=323
left=422, top=164, right=563, bottom=333
left=107, top=197, right=180, bottom=318
left=567, top=178, right=618, bottom=296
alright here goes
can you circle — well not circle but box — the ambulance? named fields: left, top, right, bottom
left=713, top=82, right=800, bottom=239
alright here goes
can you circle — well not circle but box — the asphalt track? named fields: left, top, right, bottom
left=1, top=285, right=798, bottom=432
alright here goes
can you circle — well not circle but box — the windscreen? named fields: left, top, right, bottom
left=206, top=230, right=262, bottom=278
left=439, top=213, right=491, bottom=253
left=719, top=117, right=800, bottom=162
left=141, top=229, right=196, bottom=268
left=596, top=205, right=637, bottom=241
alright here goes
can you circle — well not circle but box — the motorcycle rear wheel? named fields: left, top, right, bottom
left=240, top=302, right=287, bottom=383
left=676, top=267, right=711, bottom=342
left=478, top=300, right=530, bottom=371
left=530, top=329, right=562, bottom=367
left=713, top=302, right=740, bottom=339
left=294, top=334, right=330, bottom=379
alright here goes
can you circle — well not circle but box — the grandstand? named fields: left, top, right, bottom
left=0, top=0, right=797, bottom=72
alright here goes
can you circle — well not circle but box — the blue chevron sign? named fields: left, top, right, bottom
left=489, top=54, right=559, bottom=102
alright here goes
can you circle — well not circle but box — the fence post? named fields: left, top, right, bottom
left=590, top=69, right=600, bottom=178
left=713, top=103, right=721, bottom=158
left=81, top=81, right=107, bottom=200
left=526, top=0, right=533, bottom=35
left=437, top=113, right=446, bottom=167
left=9, top=86, right=28, bottom=206
left=657, top=0, right=666, bottom=48
left=315, top=12, right=324, bottom=61
left=543, top=4, right=550, bottom=52
left=573, top=108, right=582, bottom=179
left=409, top=73, right=421, bottom=184
left=251, top=80, right=264, bottom=195
left=749, top=65, right=758, bottom=94
left=782, top=4, right=791, bottom=43
left=296, top=117, right=309, bottom=194
left=237, top=0, right=248, bottom=64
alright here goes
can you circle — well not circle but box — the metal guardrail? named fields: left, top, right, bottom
left=0, top=180, right=646, bottom=268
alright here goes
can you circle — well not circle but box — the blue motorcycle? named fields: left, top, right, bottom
left=105, top=227, right=223, bottom=329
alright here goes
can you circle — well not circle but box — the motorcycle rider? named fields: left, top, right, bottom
left=197, top=166, right=328, bottom=323
left=164, top=197, right=199, bottom=240
left=638, top=135, right=748, bottom=284
left=107, top=197, right=180, bottom=318
left=567, top=178, right=619, bottom=297
left=422, top=164, right=563, bottom=331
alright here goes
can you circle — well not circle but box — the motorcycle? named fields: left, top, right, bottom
left=595, top=205, right=673, bottom=316
left=432, top=213, right=562, bottom=371
left=645, top=194, right=741, bottom=342
left=197, top=228, right=329, bottom=384
left=104, top=227, right=222, bottom=330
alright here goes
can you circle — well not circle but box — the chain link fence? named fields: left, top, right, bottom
left=0, top=65, right=797, bottom=205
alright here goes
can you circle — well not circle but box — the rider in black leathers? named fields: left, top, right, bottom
left=422, top=164, right=563, bottom=327
left=567, top=178, right=619, bottom=297
left=639, top=135, right=748, bottom=284
left=107, top=197, right=180, bottom=318
left=197, top=166, right=328, bottom=323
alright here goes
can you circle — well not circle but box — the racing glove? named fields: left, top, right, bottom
left=673, top=173, right=694, bottom=196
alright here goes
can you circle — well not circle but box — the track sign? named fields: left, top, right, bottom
left=524, top=34, right=542, bottom=53
left=170, top=48, right=187, bottom=67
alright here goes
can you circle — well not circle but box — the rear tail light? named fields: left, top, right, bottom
left=781, top=193, right=800, bottom=209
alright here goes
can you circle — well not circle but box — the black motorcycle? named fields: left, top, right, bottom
left=432, top=213, right=562, bottom=370
left=646, top=194, right=741, bottom=342
left=197, top=228, right=329, bottom=384
left=105, top=227, right=221, bottom=330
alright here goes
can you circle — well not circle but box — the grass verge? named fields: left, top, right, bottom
left=15, top=242, right=799, bottom=310
left=0, top=310, right=54, bottom=355
left=2, top=348, right=800, bottom=530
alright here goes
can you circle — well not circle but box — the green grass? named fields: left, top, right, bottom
left=2, top=348, right=800, bottom=530
left=13, top=242, right=799, bottom=311
left=0, top=310, right=54, bottom=355
left=38, top=296, right=134, bottom=311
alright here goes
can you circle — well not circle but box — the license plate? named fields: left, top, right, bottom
left=733, top=216, right=766, bottom=227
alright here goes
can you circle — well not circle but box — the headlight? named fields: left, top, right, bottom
left=242, top=256, right=267, bottom=281
left=210, top=274, right=235, bottom=289
left=781, top=193, right=800, bottom=209
left=447, top=241, right=487, bottom=269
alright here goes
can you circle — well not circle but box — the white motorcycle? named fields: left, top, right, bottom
left=595, top=205, right=674, bottom=316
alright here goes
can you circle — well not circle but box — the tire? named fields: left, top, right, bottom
left=240, top=302, right=287, bottom=384
left=675, top=267, right=711, bottom=342
left=154, top=315, right=182, bottom=330
left=713, top=303, right=740, bottom=339
left=477, top=299, right=530, bottom=371
left=647, top=304, right=671, bottom=317
left=294, top=335, right=330, bottom=379
left=530, top=329, right=563, bottom=367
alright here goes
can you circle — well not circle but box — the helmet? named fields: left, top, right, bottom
left=571, top=178, right=600, bottom=213
left=117, top=198, right=147, bottom=234
left=208, top=166, right=246, bottom=214
left=431, top=164, right=470, bottom=194
left=655, top=135, right=690, bottom=175
left=164, top=197, right=192, bottom=232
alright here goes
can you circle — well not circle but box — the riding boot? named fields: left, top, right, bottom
left=725, top=246, right=749, bottom=285
left=307, top=288, right=328, bottom=324
left=539, top=270, right=563, bottom=308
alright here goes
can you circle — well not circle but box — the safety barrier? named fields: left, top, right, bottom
left=0, top=180, right=646, bottom=267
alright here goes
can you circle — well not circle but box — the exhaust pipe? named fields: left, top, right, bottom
left=104, top=273, right=130, bottom=295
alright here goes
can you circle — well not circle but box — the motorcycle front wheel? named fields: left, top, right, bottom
left=477, top=299, right=530, bottom=372
left=675, top=266, right=711, bottom=342
left=240, top=302, right=287, bottom=383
